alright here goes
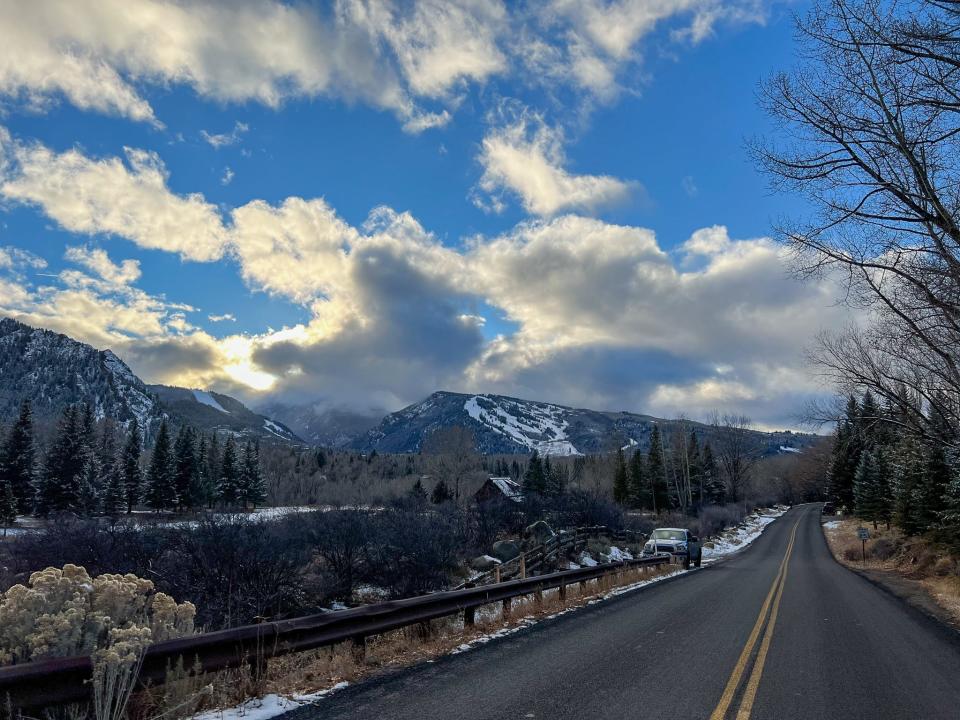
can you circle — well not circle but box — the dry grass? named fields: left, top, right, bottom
left=823, top=517, right=960, bottom=625
left=150, top=563, right=678, bottom=717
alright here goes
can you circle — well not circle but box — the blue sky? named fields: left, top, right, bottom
left=0, top=0, right=849, bottom=428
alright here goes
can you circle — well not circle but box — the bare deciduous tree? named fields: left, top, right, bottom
left=755, top=0, right=960, bottom=446
left=709, top=412, right=758, bottom=504
left=422, top=426, right=477, bottom=502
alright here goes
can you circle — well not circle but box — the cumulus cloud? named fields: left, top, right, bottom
left=475, top=116, right=636, bottom=215
left=0, top=132, right=228, bottom=262
left=0, top=136, right=851, bottom=427
left=0, top=0, right=767, bottom=130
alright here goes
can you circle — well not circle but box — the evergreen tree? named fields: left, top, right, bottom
left=854, top=450, right=883, bottom=528
left=431, top=478, right=453, bottom=504
left=0, top=476, right=16, bottom=536
left=0, top=400, right=35, bottom=513
left=647, top=425, right=668, bottom=513
left=916, top=441, right=951, bottom=533
left=77, top=455, right=102, bottom=516
left=687, top=431, right=704, bottom=508
left=206, top=434, right=222, bottom=508
left=628, top=449, right=648, bottom=508
left=702, top=442, right=725, bottom=505
left=36, top=405, right=84, bottom=515
left=523, top=450, right=547, bottom=496
left=239, top=442, right=267, bottom=508
left=612, top=448, right=629, bottom=506
left=218, top=435, right=242, bottom=507
left=892, top=437, right=925, bottom=535
left=121, top=422, right=143, bottom=513
left=545, top=456, right=565, bottom=496
left=828, top=395, right=862, bottom=511
left=194, top=434, right=217, bottom=508
left=939, top=454, right=960, bottom=551
left=874, top=447, right=893, bottom=529
left=102, top=458, right=126, bottom=516
left=145, top=420, right=176, bottom=511
left=409, top=477, right=428, bottom=501
left=173, top=426, right=200, bottom=511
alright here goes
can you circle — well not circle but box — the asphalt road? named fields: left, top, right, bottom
left=290, top=504, right=960, bottom=719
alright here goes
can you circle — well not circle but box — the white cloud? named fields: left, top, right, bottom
left=0, top=132, right=228, bottom=262
left=201, top=122, right=249, bottom=149
left=475, top=115, right=636, bottom=215
left=221, top=167, right=235, bottom=186
left=0, top=136, right=852, bottom=427
left=208, top=313, right=235, bottom=323
left=0, top=0, right=768, bottom=130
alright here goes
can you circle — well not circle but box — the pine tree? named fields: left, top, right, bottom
left=218, top=435, right=242, bottom=507
left=146, top=420, right=176, bottom=511
left=647, top=424, right=668, bottom=513
left=409, top=478, right=428, bottom=501
left=206, top=434, right=222, bottom=508
left=0, top=400, right=36, bottom=513
left=195, top=434, right=217, bottom=508
left=121, top=422, right=143, bottom=513
left=431, top=478, right=453, bottom=504
left=702, top=442, right=725, bottom=505
left=545, top=456, right=565, bottom=497
left=36, top=405, right=84, bottom=515
left=77, top=455, right=102, bottom=516
left=916, top=441, right=951, bottom=533
left=0, top=476, right=17, bottom=536
left=612, top=448, right=629, bottom=506
left=102, top=458, right=126, bottom=516
left=939, top=453, right=960, bottom=551
left=828, top=395, right=862, bottom=511
left=173, top=426, right=200, bottom=511
left=239, top=442, right=266, bottom=508
left=523, top=451, right=547, bottom=496
left=854, top=450, right=882, bottom=528
left=892, top=437, right=925, bottom=535
left=628, top=449, right=648, bottom=508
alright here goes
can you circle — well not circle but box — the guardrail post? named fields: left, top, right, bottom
left=463, top=583, right=476, bottom=627
left=559, top=582, right=567, bottom=605
left=351, top=636, right=366, bottom=663
left=503, top=596, right=512, bottom=620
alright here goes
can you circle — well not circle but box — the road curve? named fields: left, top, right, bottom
left=287, top=504, right=960, bottom=719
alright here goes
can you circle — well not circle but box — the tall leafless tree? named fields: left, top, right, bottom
left=709, top=412, right=758, bottom=504
left=422, top=426, right=477, bottom=502
left=755, top=0, right=960, bottom=446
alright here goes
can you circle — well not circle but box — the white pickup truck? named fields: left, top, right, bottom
left=642, top=527, right=702, bottom=569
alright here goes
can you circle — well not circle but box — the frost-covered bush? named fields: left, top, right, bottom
left=0, top=564, right=196, bottom=666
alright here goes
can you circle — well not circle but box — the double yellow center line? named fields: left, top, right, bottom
left=709, top=518, right=801, bottom=720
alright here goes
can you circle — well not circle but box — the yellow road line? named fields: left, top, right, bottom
left=708, top=519, right=800, bottom=720
left=735, top=523, right=797, bottom=719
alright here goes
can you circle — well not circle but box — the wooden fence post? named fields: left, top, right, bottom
left=519, top=555, right=527, bottom=579
left=494, top=565, right=501, bottom=584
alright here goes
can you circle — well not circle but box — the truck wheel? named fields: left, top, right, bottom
left=683, top=554, right=691, bottom=570
left=694, top=552, right=702, bottom=568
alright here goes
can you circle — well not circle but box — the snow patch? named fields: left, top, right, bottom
left=193, top=389, right=229, bottom=414
left=701, top=505, right=788, bottom=564
left=464, top=395, right=581, bottom=456
left=190, top=683, right=348, bottom=720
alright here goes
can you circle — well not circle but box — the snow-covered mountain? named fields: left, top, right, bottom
left=0, top=317, right=300, bottom=443
left=0, top=317, right=160, bottom=431
left=350, top=390, right=817, bottom=456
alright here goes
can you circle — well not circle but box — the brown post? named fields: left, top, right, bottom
left=519, top=555, right=527, bottom=579
left=463, top=582, right=476, bottom=626
left=559, top=582, right=567, bottom=604
left=494, top=565, right=501, bottom=584
left=351, top=636, right=366, bottom=663
left=503, top=596, right=512, bottom=620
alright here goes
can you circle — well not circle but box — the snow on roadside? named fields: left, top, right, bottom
left=190, top=684, right=349, bottom=720
left=823, top=520, right=841, bottom=530
left=701, top=505, right=788, bottom=565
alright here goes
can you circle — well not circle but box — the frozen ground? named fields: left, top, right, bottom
left=191, top=684, right=349, bottom=720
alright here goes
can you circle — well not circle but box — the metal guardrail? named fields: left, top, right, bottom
left=0, top=554, right=670, bottom=710
left=457, top=524, right=647, bottom=589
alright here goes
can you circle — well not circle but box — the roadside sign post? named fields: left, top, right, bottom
left=857, top=526, right=870, bottom=563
